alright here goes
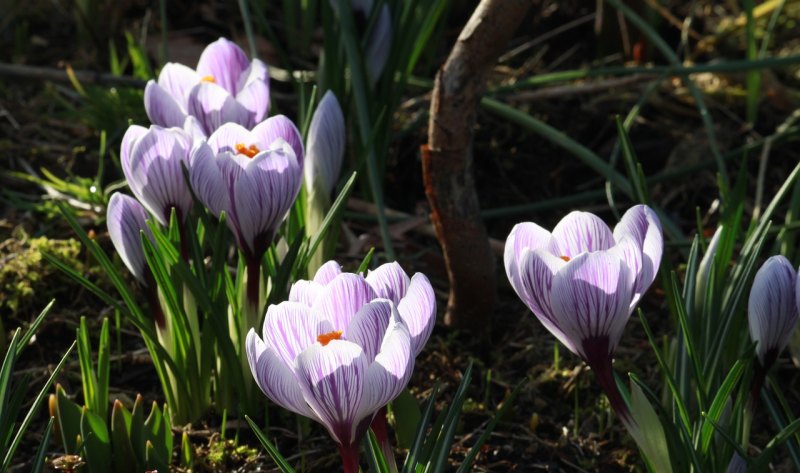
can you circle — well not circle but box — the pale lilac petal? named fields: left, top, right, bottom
left=305, top=91, right=346, bottom=195
left=157, top=63, right=200, bottom=109
left=549, top=211, right=614, bottom=258
left=608, top=236, right=643, bottom=311
left=126, top=127, right=193, bottom=225
left=246, top=329, right=315, bottom=418
left=106, top=193, right=152, bottom=283
left=262, top=302, right=335, bottom=367
left=295, top=340, right=368, bottom=446
left=550, top=251, right=632, bottom=359
left=189, top=141, right=228, bottom=216
left=518, top=249, right=574, bottom=353
left=365, top=262, right=410, bottom=304
left=251, top=115, right=304, bottom=167
left=365, top=4, right=391, bottom=85
left=144, top=81, right=188, bottom=128
left=614, top=205, right=663, bottom=297
left=235, top=58, right=269, bottom=95
left=504, top=222, right=552, bottom=300
left=361, top=314, right=413, bottom=421
left=235, top=78, right=270, bottom=126
left=289, top=280, right=325, bottom=307
left=196, top=38, right=250, bottom=94
left=749, top=255, right=799, bottom=364
left=396, top=273, right=436, bottom=356
left=232, top=145, right=301, bottom=254
left=120, top=125, right=147, bottom=181
left=344, top=299, right=393, bottom=362
left=188, top=82, right=251, bottom=135
left=312, top=273, right=378, bottom=331
left=314, top=260, right=343, bottom=285
left=182, top=116, right=207, bottom=140
left=207, top=122, right=256, bottom=155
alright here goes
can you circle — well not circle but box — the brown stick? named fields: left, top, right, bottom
left=424, top=0, right=531, bottom=331
left=0, top=62, right=147, bottom=88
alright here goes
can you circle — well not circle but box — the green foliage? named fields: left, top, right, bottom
left=51, top=388, right=173, bottom=473
left=1, top=301, right=75, bottom=473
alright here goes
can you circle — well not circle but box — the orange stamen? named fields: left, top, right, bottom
left=560, top=255, right=571, bottom=262
left=201, top=75, right=216, bottom=83
left=235, top=143, right=261, bottom=158
left=317, top=330, right=343, bottom=346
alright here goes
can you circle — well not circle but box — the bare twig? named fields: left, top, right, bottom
left=0, top=62, right=147, bottom=88
left=424, top=0, right=531, bottom=332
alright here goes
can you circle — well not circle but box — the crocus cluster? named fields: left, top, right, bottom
left=504, top=205, right=663, bottom=423
left=246, top=261, right=435, bottom=472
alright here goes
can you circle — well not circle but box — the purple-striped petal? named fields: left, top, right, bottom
left=361, top=314, right=413, bottom=420
left=182, top=115, right=207, bottom=140
left=614, top=205, right=663, bottom=297
left=749, top=255, right=799, bottom=364
left=262, top=302, right=335, bottom=367
left=295, top=340, right=368, bottom=446
left=365, top=262, right=410, bottom=304
left=196, top=37, right=250, bottom=94
left=305, top=91, right=346, bottom=195
left=251, top=115, right=305, bottom=167
left=157, top=62, right=200, bottom=109
left=550, top=250, right=633, bottom=359
left=549, top=211, right=614, bottom=258
left=231, top=144, right=301, bottom=254
left=125, top=127, right=193, bottom=225
left=121, top=125, right=147, bottom=179
left=189, top=141, right=228, bottom=216
left=608, top=236, right=644, bottom=311
left=504, top=222, right=552, bottom=300
left=188, top=82, right=251, bottom=135
left=246, top=330, right=315, bottom=418
left=144, top=81, right=188, bottom=128
left=518, top=249, right=573, bottom=352
left=396, top=273, right=436, bottom=356
left=312, top=273, right=378, bottom=332
left=344, top=299, right=393, bottom=362
left=235, top=60, right=270, bottom=125
left=106, top=193, right=152, bottom=283
left=289, top=280, right=325, bottom=307
left=314, top=260, right=343, bottom=285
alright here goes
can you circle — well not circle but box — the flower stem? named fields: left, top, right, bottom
left=245, top=255, right=262, bottom=317
left=338, top=443, right=360, bottom=473
left=370, top=407, right=398, bottom=473
left=583, top=337, right=633, bottom=427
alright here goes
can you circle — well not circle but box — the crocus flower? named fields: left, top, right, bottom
left=305, top=91, right=346, bottom=197
left=121, top=125, right=194, bottom=226
left=505, top=205, right=663, bottom=361
left=189, top=116, right=304, bottom=261
left=748, top=255, right=799, bottom=370
left=505, top=205, right=662, bottom=424
left=247, top=262, right=433, bottom=472
left=144, top=37, right=270, bottom=136
left=107, top=193, right=153, bottom=284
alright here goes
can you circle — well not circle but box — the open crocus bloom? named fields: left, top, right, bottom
left=144, top=37, right=270, bottom=136
left=189, top=118, right=303, bottom=260
left=505, top=205, right=663, bottom=361
left=106, top=193, right=154, bottom=284
left=748, top=255, right=799, bottom=369
left=289, top=261, right=436, bottom=356
left=246, top=265, right=431, bottom=458
left=121, top=125, right=194, bottom=226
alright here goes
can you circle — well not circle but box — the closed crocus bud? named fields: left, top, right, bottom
left=189, top=118, right=303, bottom=260
left=121, top=125, right=194, bottom=226
left=106, top=193, right=153, bottom=284
left=694, top=226, right=723, bottom=315
left=247, top=261, right=434, bottom=473
left=748, top=255, right=800, bottom=370
left=332, top=0, right=392, bottom=85
left=144, top=37, right=270, bottom=136
left=305, top=91, right=346, bottom=196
